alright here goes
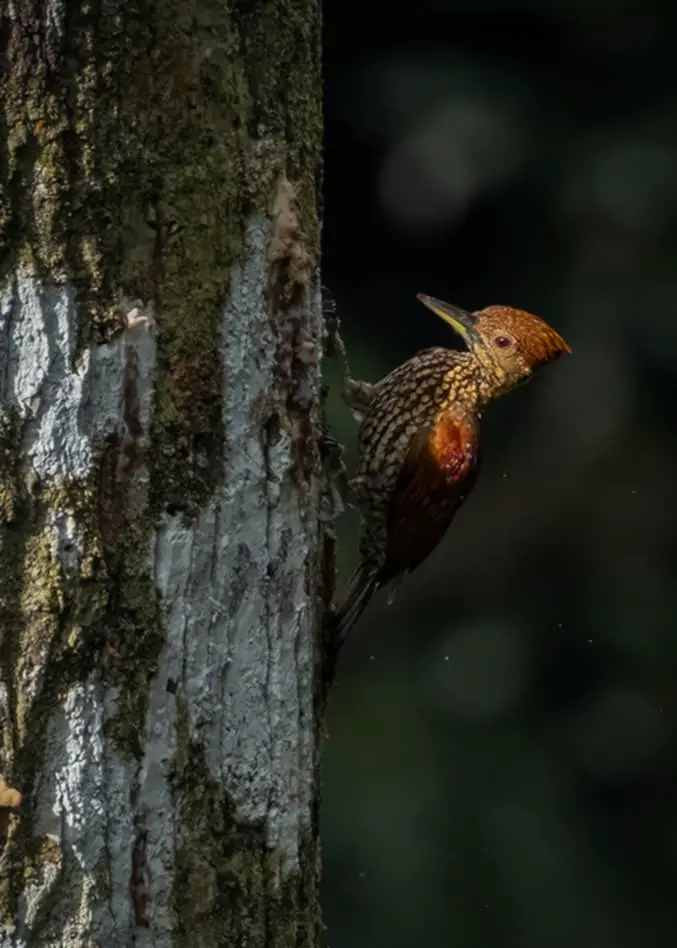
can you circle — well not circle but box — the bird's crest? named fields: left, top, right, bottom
left=475, top=305, right=571, bottom=368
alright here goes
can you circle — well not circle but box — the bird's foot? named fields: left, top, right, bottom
left=318, top=432, right=354, bottom=521
left=323, top=297, right=375, bottom=419
left=342, top=377, right=375, bottom=423
left=323, top=297, right=348, bottom=367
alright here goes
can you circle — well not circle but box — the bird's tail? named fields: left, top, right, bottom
left=323, top=563, right=379, bottom=686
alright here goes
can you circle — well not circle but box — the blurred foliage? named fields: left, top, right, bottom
left=321, top=2, right=677, bottom=946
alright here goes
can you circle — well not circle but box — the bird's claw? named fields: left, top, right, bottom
left=342, top=377, right=375, bottom=423
left=318, top=432, right=354, bottom=520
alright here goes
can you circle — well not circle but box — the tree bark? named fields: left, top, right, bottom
left=0, top=1, right=326, bottom=945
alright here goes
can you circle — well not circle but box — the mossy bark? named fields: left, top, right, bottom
left=0, top=1, right=326, bottom=945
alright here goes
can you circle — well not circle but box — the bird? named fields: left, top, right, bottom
left=325, top=293, right=571, bottom=676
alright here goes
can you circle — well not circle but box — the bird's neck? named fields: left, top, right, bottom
left=449, top=352, right=495, bottom=414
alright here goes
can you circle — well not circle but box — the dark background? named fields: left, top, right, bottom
left=320, top=2, right=677, bottom=946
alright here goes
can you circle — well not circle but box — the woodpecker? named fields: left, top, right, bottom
left=326, top=293, right=570, bottom=677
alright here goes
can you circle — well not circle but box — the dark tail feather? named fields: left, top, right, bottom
left=323, top=564, right=379, bottom=690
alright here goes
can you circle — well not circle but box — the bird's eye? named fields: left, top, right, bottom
left=494, top=335, right=512, bottom=349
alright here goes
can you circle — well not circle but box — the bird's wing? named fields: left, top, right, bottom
left=389, top=424, right=437, bottom=509
left=392, top=415, right=477, bottom=509
left=382, top=416, right=479, bottom=579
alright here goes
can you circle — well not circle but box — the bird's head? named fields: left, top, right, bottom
left=417, top=293, right=571, bottom=398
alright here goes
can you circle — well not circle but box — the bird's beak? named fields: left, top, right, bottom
left=416, top=294, right=480, bottom=347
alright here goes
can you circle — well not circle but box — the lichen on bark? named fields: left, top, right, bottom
left=0, top=0, right=324, bottom=942
left=170, top=700, right=321, bottom=948
left=0, top=302, right=166, bottom=926
left=1, top=0, right=321, bottom=519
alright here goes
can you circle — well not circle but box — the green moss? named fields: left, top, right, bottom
left=14, top=838, right=84, bottom=942
left=0, top=472, right=163, bottom=919
left=236, top=0, right=323, bottom=238
left=0, top=491, right=67, bottom=917
left=100, top=512, right=164, bottom=760
left=1, top=0, right=321, bottom=517
left=170, top=700, right=321, bottom=948
left=113, top=4, right=253, bottom=515
left=0, top=410, right=23, bottom=523
left=23, top=836, right=62, bottom=884
left=0, top=473, right=157, bottom=748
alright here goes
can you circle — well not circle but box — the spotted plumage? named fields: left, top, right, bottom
left=325, top=294, right=571, bottom=670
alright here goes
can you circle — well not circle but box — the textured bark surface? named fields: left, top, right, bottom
left=0, top=1, right=325, bottom=945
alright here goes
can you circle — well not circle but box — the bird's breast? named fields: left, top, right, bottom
left=430, top=412, right=479, bottom=485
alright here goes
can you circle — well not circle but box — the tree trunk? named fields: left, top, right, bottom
left=0, top=1, right=326, bottom=945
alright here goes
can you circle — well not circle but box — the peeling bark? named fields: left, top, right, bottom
left=0, top=1, right=326, bottom=945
